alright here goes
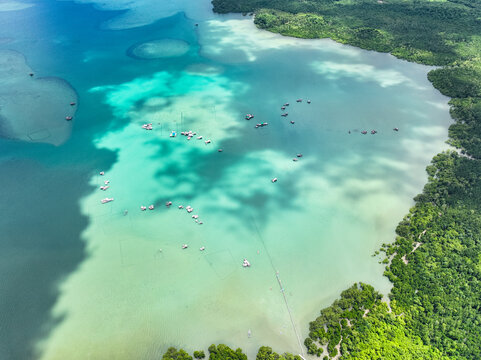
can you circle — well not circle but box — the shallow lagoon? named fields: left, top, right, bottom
left=0, top=1, right=452, bottom=359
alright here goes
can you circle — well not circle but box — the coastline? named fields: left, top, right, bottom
left=207, top=1, right=481, bottom=359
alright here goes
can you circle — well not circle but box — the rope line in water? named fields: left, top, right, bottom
left=250, top=216, right=305, bottom=357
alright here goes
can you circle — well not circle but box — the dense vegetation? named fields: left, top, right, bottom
left=160, top=0, right=481, bottom=359
left=212, top=0, right=481, bottom=66
left=161, top=345, right=300, bottom=360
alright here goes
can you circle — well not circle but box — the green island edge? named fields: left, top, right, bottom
left=162, top=1, right=481, bottom=359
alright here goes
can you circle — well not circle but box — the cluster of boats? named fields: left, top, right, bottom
left=99, top=172, right=114, bottom=203
left=358, top=128, right=399, bottom=135
left=140, top=205, right=155, bottom=211
left=360, top=130, right=378, bottom=135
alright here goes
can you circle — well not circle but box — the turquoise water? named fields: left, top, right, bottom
left=0, top=1, right=453, bottom=359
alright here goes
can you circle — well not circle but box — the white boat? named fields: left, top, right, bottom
left=141, top=123, right=153, bottom=130
left=148, top=205, right=154, bottom=210
left=271, top=178, right=278, bottom=183
left=104, top=180, right=110, bottom=185
left=243, top=259, right=251, bottom=267
left=99, top=171, right=104, bottom=175
left=182, top=244, right=188, bottom=249
left=170, top=130, right=176, bottom=137
left=205, top=139, right=211, bottom=144
left=101, top=198, right=114, bottom=204
left=166, top=201, right=172, bottom=207
left=200, top=246, right=205, bottom=251
left=100, top=185, right=110, bottom=190
left=192, top=215, right=199, bottom=219
left=178, top=205, right=184, bottom=209
left=140, top=206, right=147, bottom=211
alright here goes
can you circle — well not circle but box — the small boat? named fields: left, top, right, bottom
left=142, top=123, right=153, bottom=130
left=140, top=206, right=147, bottom=211
left=297, top=153, right=303, bottom=158
left=200, top=246, right=205, bottom=251
left=170, top=131, right=176, bottom=137
left=70, top=102, right=76, bottom=106
left=245, top=114, right=254, bottom=120
left=99, top=171, right=104, bottom=176
left=262, top=122, right=268, bottom=126
left=255, top=124, right=261, bottom=128
left=281, top=106, right=286, bottom=110
left=182, top=244, right=188, bottom=249
left=65, top=116, right=73, bottom=121
left=243, top=259, right=251, bottom=267
left=148, top=205, right=154, bottom=210
left=248, top=329, right=252, bottom=338
left=29, top=73, right=34, bottom=77
left=218, top=149, right=223, bottom=152
left=205, top=140, right=211, bottom=144
left=186, top=208, right=193, bottom=213
left=197, top=136, right=203, bottom=140
left=361, top=130, right=367, bottom=134
left=281, top=113, right=288, bottom=117
left=307, top=100, right=311, bottom=104
left=393, top=127, right=399, bottom=131
left=198, top=221, right=203, bottom=225
left=290, top=120, right=295, bottom=124
left=101, top=198, right=114, bottom=204
left=296, top=99, right=302, bottom=102
left=166, top=201, right=172, bottom=207
left=178, top=205, right=184, bottom=209
left=100, top=185, right=109, bottom=191
left=104, top=180, right=110, bottom=185
left=192, top=215, right=199, bottom=219
left=187, top=136, right=192, bottom=140
left=284, top=103, right=289, bottom=106
left=271, top=178, right=278, bottom=183
left=371, top=130, right=377, bottom=134
left=293, top=158, right=298, bottom=162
